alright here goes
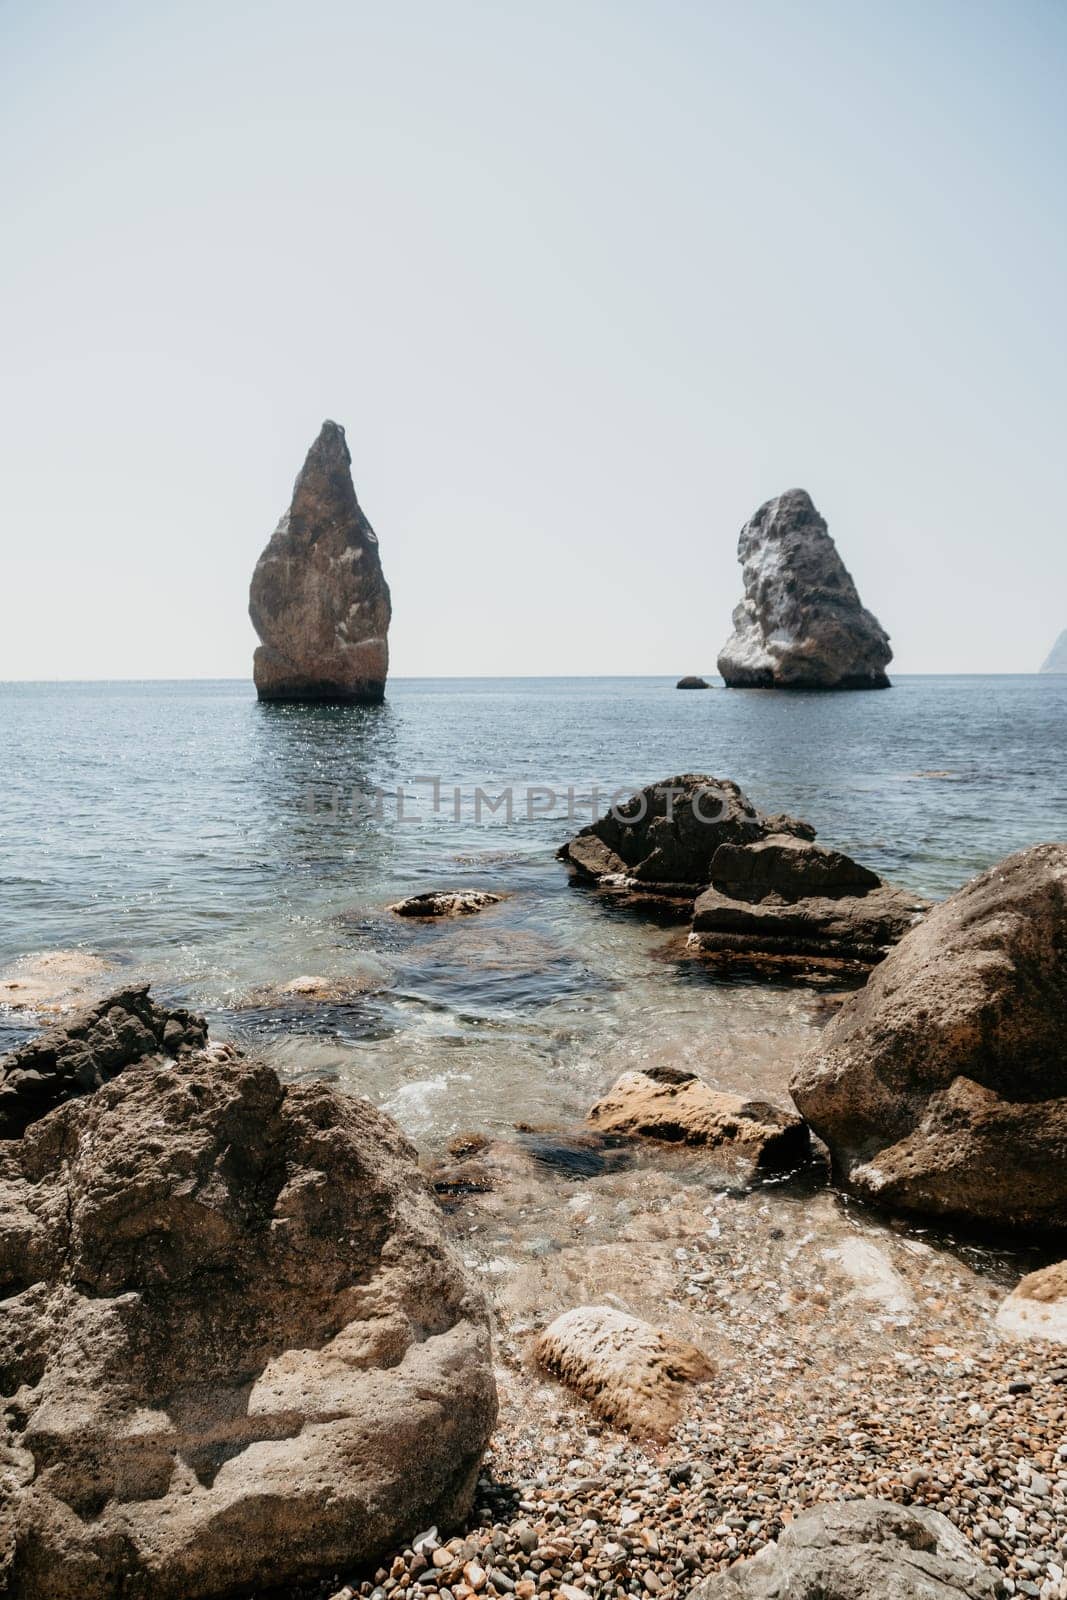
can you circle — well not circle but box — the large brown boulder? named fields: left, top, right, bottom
left=0, top=992, right=496, bottom=1598
left=249, top=420, right=392, bottom=703
left=717, top=489, right=892, bottom=690
left=791, top=844, right=1067, bottom=1233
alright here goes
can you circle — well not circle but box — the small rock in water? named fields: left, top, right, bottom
left=388, top=890, right=505, bottom=919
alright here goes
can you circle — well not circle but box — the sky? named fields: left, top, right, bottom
left=2, top=0, right=1065, bottom=679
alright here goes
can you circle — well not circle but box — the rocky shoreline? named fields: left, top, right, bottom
left=2, top=794, right=1065, bottom=1599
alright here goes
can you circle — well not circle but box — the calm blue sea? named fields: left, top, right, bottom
left=1, top=676, right=1064, bottom=1143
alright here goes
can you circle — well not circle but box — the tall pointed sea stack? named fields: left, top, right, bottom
left=1041, top=630, right=1067, bottom=673
left=717, top=489, right=892, bottom=690
left=249, top=421, right=392, bottom=703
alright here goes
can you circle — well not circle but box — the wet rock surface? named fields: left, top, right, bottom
left=791, top=843, right=1067, bottom=1233
left=560, top=777, right=926, bottom=972
left=586, top=1068, right=809, bottom=1170
left=0, top=995, right=496, bottom=1599
left=390, top=891, right=506, bottom=918
left=717, top=489, right=892, bottom=690
left=0, top=949, right=119, bottom=1014
left=249, top=420, right=392, bottom=703
left=686, top=1500, right=1004, bottom=1598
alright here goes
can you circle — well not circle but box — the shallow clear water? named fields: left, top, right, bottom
left=2, top=676, right=1065, bottom=1146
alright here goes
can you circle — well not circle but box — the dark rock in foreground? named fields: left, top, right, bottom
left=676, top=675, right=710, bottom=689
left=249, top=420, right=392, bottom=703
left=0, top=992, right=496, bottom=1598
left=1041, top=628, right=1067, bottom=672
left=717, top=489, right=892, bottom=690
left=791, top=843, right=1067, bottom=1234
left=687, top=1500, right=1003, bottom=1598
left=0, top=983, right=205, bottom=1138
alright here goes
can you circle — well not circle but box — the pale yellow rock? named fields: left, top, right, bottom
left=587, top=1068, right=808, bottom=1169
left=995, top=1261, right=1067, bottom=1345
left=535, top=1304, right=713, bottom=1439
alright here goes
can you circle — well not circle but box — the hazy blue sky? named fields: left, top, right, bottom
left=2, top=0, right=1065, bottom=678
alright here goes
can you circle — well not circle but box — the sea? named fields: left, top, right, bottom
left=2, top=675, right=1065, bottom=1151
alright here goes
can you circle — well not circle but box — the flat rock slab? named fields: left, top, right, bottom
left=687, top=1500, right=1003, bottom=1599
left=535, top=1305, right=713, bottom=1439
left=389, top=890, right=506, bottom=918
left=996, top=1261, right=1067, bottom=1345
left=587, top=1068, right=809, bottom=1170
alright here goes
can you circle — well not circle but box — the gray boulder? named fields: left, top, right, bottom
left=249, top=420, right=392, bottom=703
left=717, top=489, right=892, bottom=690
left=791, top=843, right=1067, bottom=1233
left=0, top=993, right=496, bottom=1598
left=687, top=1500, right=1002, bottom=1598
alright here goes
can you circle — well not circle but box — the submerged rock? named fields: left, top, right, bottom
left=791, top=844, right=1067, bottom=1234
left=388, top=890, right=505, bottom=918
left=1041, top=628, right=1067, bottom=672
left=0, top=949, right=118, bottom=1014
left=235, top=971, right=388, bottom=1009
left=0, top=991, right=496, bottom=1599
left=676, top=675, right=710, bottom=689
left=687, top=1500, right=1002, bottom=1599
left=717, top=489, right=892, bottom=690
left=535, top=1305, right=713, bottom=1439
left=587, top=1067, right=809, bottom=1170
left=995, top=1261, right=1067, bottom=1345
left=249, top=420, right=392, bottom=703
